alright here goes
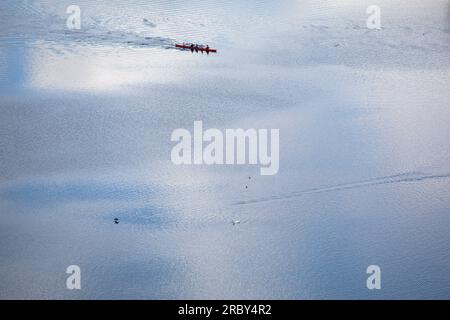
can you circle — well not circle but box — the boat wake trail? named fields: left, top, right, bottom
left=0, top=2, right=176, bottom=50
left=234, top=171, right=450, bottom=206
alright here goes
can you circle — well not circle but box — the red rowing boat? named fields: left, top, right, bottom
left=175, top=43, right=217, bottom=53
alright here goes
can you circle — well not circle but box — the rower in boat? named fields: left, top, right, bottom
left=175, top=43, right=217, bottom=53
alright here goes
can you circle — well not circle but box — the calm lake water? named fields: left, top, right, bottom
left=0, top=0, right=449, bottom=299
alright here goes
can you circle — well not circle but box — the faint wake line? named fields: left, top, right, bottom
left=234, top=172, right=450, bottom=206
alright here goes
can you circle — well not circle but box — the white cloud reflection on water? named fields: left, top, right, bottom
left=28, top=45, right=189, bottom=91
